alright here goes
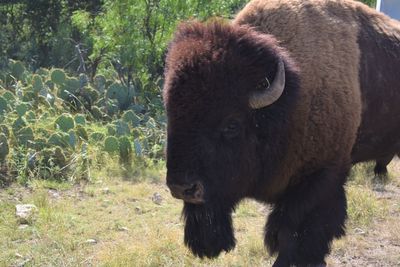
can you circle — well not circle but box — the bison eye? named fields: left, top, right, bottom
left=222, top=120, right=241, bottom=139
left=255, top=78, right=271, bottom=91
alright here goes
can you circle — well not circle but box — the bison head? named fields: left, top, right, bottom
left=163, top=21, right=299, bottom=258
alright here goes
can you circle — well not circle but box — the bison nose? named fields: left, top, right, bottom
left=167, top=181, right=204, bottom=204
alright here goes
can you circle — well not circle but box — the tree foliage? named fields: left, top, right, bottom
left=1, top=0, right=377, bottom=78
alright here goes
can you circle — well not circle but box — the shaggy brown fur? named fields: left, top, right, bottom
left=235, top=0, right=400, bottom=176
left=234, top=0, right=362, bottom=194
left=164, top=0, right=400, bottom=266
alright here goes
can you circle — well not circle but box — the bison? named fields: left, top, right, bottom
left=163, top=0, right=400, bottom=266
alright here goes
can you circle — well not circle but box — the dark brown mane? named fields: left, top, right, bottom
left=163, top=20, right=299, bottom=124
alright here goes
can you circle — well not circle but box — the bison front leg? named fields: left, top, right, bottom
left=265, top=169, right=348, bottom=267
left=374, top=154, right=394, bottom=176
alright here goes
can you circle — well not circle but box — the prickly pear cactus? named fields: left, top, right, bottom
left=114, top=120, right=130, bottom=137
left=0, top=133, right=9, bottom=163
left=104, top=136, right=119, bottom=153
left=118, top=136, right=132, bottom=162
left=122, top=110, right=141, bottom=127
left=33, top=138, right=47, bottom=150
left=16, top=126, right=34, bottom=147
left=68, top=130, right=77, bottom=149
left=81, top=86, right=99, bottom=105
left=93, top=75, right=106, bottom=93
left=0, top=124, right=10, bottom=138
left=25, top=111, right=36, bottom=123
left=75, top=125, right=88, bottom=141
left=104, top=98, right=119, bottom=116
left=53, top=146, right=67, bottom=167
left=106, top=82, right=130, bottom=109
left=22, top=88, right=36, bottom=102
left=90, top=132, right=105, bottom=143
left=50, top=69, right=66, bottom=85
left=12, top=117, right=27, bottom=132
left=0, top=96, right=9, bottom=115
left=32, top=74, right=44, bottom=93
left=74, top=114, right=86, bottom=126
left=55, top=114, right=75, bottom=132
left=16, top=103, right=29, bottom=117
left=10, top=60, right=25, bottom=81
left=48, top=133, right=68, bottom=148
left=36, top=127, right=50, bottom=138
left=45, top=80, right=55, bottom=91
left=90, top=106, right=104, bottom=120
left=64, top=78, right=80, bottom=93
left=37, top=95, right=52, bottom=108
left=2, top=91, right=15, bottom=102
left=107, top=124, right=116, bottom=136
left=41, top=146, right=67, bottom=169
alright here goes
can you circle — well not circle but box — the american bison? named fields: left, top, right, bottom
left=163, top=0, right=400, bottom=266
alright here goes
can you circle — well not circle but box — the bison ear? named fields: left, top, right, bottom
left=249, top=59, right=285, bottom=109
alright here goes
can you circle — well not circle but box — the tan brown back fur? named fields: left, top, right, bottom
left=233, top=0, right=400, bottom=194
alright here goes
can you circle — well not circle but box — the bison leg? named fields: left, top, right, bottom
left=374, top=154, right=394, bottom=176
left=265, top=169, right=348, bottom=267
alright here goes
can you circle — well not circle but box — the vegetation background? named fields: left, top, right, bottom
left=0, top=0, right=378, bottom=186
left=2, top=1, right=399, bottom=267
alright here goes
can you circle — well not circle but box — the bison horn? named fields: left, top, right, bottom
left=249, top=59, right=285, bottom=109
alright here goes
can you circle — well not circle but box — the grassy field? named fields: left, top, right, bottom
left=1, top=161, right=400, bottom=267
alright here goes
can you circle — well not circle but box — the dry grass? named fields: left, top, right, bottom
left=1, top=161, right=400, bottom=267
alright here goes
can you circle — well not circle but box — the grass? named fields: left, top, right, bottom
left=0, top=161, right=399, bottom=266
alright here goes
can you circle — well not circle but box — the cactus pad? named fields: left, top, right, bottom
left=10, top=60, right=25, bottom=81
left=12, top=117, right=27, bottom=132
left=106, top=82, right=130, bottom=109
left=50, top=69, right=66, bottom=85
left=90, top=132, right=105, bottom=143
left=94, top=75, right=106, bottom=93
left=32, top=74, right=44, bottom=93
left=2, top=91, right=15, bottom=102
left=104, top=136, right=119, bottom=153
left=16, top=126, right=34, bottom=147
left=16, top=103, right=29, bottom=117
left=0, top=124, right=10, bottom=138
left=122, top=110, right=141, bottom=127
left=0, top=133, right=9, bottom=163
left=0, top=96, right=8, bottom=115
left=118, top=136, right=132, bottom=162
left=55, top=114, right=75, bottom=132
left=114, top=120, right=130, bottom=137
left=48, top=133, right=68, bottom=148
left=75, top=125, right=89, bottom=141
left=74, top=114, right=86, bottom=125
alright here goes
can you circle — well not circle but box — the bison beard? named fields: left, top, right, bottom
left=183, top=202, right=236, bottom=258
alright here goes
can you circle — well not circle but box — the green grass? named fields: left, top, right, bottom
left=0, top=161, right=399, bottom=266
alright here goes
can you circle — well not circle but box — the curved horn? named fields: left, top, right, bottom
left=249, top=59, right=286, bottom=109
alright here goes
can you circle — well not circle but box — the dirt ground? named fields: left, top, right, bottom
left=328, top=160, right=400, bottom=267
left=1, top=161, right=400, bottom=266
